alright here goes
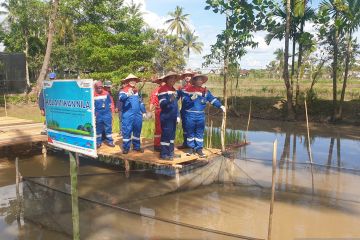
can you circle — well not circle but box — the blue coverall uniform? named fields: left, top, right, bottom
left=179, top=82, right=191, bottom=147
left=181, top=86, right=222, bottom=150
left=94, top=91, right=114, bottom=146
left=119, top=85, right=146, bottom=151
left=158, top=85, right=179, bottom=158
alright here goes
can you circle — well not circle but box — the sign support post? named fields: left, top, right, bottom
left=69, top=151, right=80, bottom=240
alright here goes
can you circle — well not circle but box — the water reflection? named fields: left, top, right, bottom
left=236, top=128, right=360, bottom=170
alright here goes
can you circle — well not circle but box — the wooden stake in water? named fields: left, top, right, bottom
left=209, top=120, right=213, bottom=149
left=304, top=96, right=315, bottom=194
left=3, top=93, right=8, bottom=117
left=15, top=157, right=21, bottom=225
left=69, top=152, right=80, bottom=240
left=245, top=100, right=252, bottom=143
left=267, top=139, right=277, bottom=240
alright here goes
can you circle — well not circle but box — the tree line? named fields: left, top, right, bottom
left=0, top=0, right=203, bottom=93
left=204, top=0, right=360, bottom=122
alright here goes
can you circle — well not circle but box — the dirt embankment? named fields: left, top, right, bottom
left=224, top=96, right=360, bottom=126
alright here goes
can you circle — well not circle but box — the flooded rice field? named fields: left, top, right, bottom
left=1, top=118, right=360, bottom=239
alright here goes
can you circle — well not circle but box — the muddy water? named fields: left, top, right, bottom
left=1, top=118, right=360, bottom=239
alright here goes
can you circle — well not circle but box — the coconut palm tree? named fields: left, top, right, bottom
left=284, top=0, right=295, bottom=118
left=337, top=0, right=360, bottom=119
left=180, top=31, right=203, bottom=58
left=274, top=48, right=285, bottom=78
left=165, top=6, right=190, bottom=37
left=319, top=0, right=347, bottom=120
left=127, top=0, right=143, bottom=19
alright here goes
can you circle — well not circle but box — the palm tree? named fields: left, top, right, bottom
left=127, top=0, right=143, bottom=19
left=284, top=0, right=295, bottom=118
left=274, top=48, right=285, bottom=78
left=319, top=0, right=346, bottom=121
left=165, top=6, right=190, bottom=37
left=180, top=31, right=203, bottom=58
left=337, top=0, right=360, bottom=119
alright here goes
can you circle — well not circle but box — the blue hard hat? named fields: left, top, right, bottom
left=49, top=72, right=56, bottom=79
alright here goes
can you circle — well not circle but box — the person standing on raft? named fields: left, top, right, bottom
left=178, top=70, right=195, bottom=149
left=158, top=72, right=181, bottom=160
left=149, top=75, right=165, bottom=152
left=119, top=74, right=147, bottom=154
left=94, top=81, right=115, bottom=148
left=182, top=74, right=225, bottom=157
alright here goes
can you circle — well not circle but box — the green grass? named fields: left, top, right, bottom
left=112, top=116, right=244, bottom=149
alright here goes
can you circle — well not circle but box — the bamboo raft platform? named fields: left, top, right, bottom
left=97, top=136, right=222, bottom=169
left=0, top=117, right=222, bottom=170
left=0, top=117, right=47, bottom=147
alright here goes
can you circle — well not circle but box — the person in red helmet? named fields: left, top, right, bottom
left=149, top=75, right=165, bottom=152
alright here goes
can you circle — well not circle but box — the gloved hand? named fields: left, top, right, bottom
left=146, top=112, right=152, bottom=119
left=176, top=117, right=181, bottom=124
left=142, top=113, right=147, bottom=119
left=220, top=106, right=226, bottom=113
left=127, top=89, right=134, bottom=96
left=191, top=94, right=198, bottom=101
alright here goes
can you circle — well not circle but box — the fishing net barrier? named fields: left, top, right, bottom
left=21, top=155, right=360, bottom=239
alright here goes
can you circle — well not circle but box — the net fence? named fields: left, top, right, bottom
left=22, top=155, right=360, bottom=239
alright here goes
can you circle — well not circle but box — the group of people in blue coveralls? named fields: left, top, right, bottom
left=157, top=71, right=225, bottom=160
left=93, top=71, right=225, bottom=161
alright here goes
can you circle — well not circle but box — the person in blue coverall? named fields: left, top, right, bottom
left=118, top=74, right=147, bottom=154
left=158, top=71, right=181, bottom=160
left=178, top=70, right=195, bottom=149
left=94, top=81, right=115, bottom=148
left=182, top=74, right=225, bottom=157
left=38, top=72, right=56, bottom=134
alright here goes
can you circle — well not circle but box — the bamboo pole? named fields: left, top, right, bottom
left=4, top=93, right=8, bottom=117
left=267, top=139, right=277, bottom=240
left=304, top=97, right=313, bottom=164
left=16, top=157, right=19, bottom=190
left=69, top=152, right=80, bottom=240
left=245, top=100, right=252, bottom=143
left=15, top=157, right=21, bottom=227
left=209, top=120, right=213, bottom=149
left=304, top=96, right=315, bottom=194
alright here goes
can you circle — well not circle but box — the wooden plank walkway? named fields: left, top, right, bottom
left=97, top=136, right=222, bottom=169
left=0, top=117, right=47, bottom=147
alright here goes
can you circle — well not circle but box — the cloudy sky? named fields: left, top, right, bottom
left=129, top=0, right=360, bottom=70
left=1, top=0, right=359, bottom=70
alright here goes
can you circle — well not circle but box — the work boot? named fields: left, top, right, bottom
left=186, top=149, right=195, bottom=156
left=154, top=146, right=161, bottom=152
left=105, top=142, right=115, bottom=147
left=172, top=153, right=181, bottom=159
left=97, top=144, right=102, bottom=149
left=134, top=148, right=144, bottom=153
left=160, top=156, right=172, bottom=161
left=177, top=144, right=188, bottom=149
left=122, top=149, right=129, bottom=154
left=196, top=149, right=207, bottom=158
